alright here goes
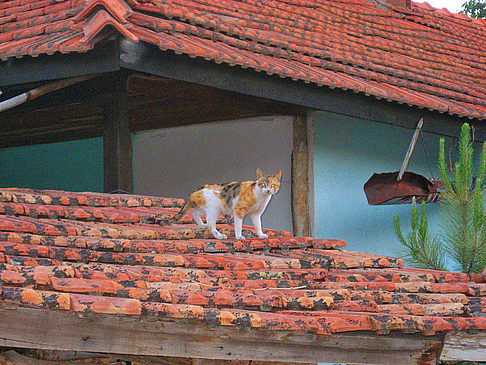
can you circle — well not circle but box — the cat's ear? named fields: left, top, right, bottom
left=256, top=168, right=265, bottom=179
left=274, top=171, right=282, bottom=181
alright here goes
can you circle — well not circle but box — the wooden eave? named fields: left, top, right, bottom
left=1, top=39, right=484, bottom=144
left=118, top=41, right=486, bottom=140
left=0, top=40, right=121, bottom=88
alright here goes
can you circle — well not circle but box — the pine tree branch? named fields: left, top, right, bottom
left=397, top=123, right=486, bottom=274
left=394, top=200, right=447, bottom=272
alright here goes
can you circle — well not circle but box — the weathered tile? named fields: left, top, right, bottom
left=0, top=187, right=485, bottom=342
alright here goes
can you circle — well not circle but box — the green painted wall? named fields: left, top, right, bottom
left=0, top=138, right=103, bottom=192
left=312, top=111, right=452, bottom=260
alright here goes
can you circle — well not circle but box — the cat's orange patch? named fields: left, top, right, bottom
left=233, top=182, right=256, bottom=219
left=204, top=184, right=223, bottom=191
left=268, top=175, right=281, bottom=190
left=190, top=190, right=206, bottom=208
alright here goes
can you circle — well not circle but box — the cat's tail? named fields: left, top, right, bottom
left=146, top=198, right=194, bottom=225
left=163, top=199, right=194, bottom=225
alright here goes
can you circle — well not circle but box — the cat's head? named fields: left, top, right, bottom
left=256, top=169, right=282, bottom=195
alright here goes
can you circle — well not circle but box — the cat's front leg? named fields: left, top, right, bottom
left=233, top=214, right=245, bottom=240
left=249, top=213, right=268, bottom=239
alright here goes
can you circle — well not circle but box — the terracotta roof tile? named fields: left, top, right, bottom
left=0, top=187, right=485, bottom=342
left=1, top=0, right=485, bottom=120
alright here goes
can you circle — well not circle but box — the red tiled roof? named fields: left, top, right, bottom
left=0, top=187, right=485, bottom=340
left=1, top=0, right=485, bottom=120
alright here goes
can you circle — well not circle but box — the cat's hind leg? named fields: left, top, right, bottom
left=206, top=211, right=227, bottom=240
left=192, top=208, right=207, bottom=228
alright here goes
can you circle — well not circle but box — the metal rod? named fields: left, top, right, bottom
left=0, top=74, right=97, bottom=113
left=397, top=118, right=424, bottom=181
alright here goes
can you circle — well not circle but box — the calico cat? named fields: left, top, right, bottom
left=164, top=169, right=281, bottom=240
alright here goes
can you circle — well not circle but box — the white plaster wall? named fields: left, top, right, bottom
left=132, top=116, right=293, bottom=232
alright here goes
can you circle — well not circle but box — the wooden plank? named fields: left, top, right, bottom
left=292, top=114, right=311, bottom=237
left=440, top=331, right=486, bottom=362
left=0, top=75, right=97, bottom=113
left=0, top=305, right=442, bottom=364
left=397, top=118, right=424, bottom=181
left=0, top=351, right=313, bottom=365
left=103, top=91, right=133, bottom=194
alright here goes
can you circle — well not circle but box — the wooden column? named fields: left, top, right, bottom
left=291, top=113, right=311, bottom=237
left=103, top=92, right=132, bottom=194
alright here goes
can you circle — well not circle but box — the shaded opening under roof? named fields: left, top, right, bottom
left=0, top=71, right=306, bottom=148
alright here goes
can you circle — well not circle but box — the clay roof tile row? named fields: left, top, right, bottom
left=0, top=188, right=485, bottom=339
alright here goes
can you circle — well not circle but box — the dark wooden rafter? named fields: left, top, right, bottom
left=119, top=41, right=484, bottom=141
left=126, top=73, right=306, bottom=131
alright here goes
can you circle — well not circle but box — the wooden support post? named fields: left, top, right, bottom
left=292, top=113, right=311, bottom=237
left=103, top=92, right=132, bottom=194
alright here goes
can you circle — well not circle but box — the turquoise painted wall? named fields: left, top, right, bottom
left=0, top=138, right=103, bottom=192
left=312, top=111, right=454, bottom=260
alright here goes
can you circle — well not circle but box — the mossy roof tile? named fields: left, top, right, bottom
left=0, top=187, right=485, bottom=340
